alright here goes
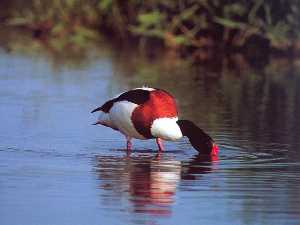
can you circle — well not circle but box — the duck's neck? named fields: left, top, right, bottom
left=177, top=119, right=214, bottom=154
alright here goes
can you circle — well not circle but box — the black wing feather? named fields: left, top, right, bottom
left=91, top=89, right=151, bottom=113
left=117, top=89, right=150, bottom=105
left=91, top=99, right=115, bottom=113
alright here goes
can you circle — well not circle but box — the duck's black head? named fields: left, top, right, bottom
left=177, top=120, right=218, bottom=156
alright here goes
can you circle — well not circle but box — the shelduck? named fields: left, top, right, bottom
left=91, top=87, right=218, bottom=156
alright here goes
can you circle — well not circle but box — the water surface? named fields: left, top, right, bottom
left=1, top=29, right=300, bottom=225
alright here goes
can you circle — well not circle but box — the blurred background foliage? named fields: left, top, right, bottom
left=1, top=0, right=300, bottom=60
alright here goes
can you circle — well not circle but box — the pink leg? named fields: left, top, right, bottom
left=156, top=138, right=164, bottom=152
left=126, top=137, right=132, bottom=151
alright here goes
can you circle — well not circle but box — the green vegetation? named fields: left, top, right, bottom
left=2, top=0, right=300, bottom=59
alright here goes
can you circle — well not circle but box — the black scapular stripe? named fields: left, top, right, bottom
left=117, top=89, right=150, bottom=105
left=91, top=89, right=151, bottom=113
left=91, top=100, right=114, bottom=113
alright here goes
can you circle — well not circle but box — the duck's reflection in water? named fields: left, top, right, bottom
left=94, top=153, right=218, bottom=216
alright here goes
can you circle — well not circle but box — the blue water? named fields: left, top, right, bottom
left=1, top=30, right=300, bottom=225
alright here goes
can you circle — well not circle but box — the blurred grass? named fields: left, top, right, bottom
left=2, top=0, right=300, bottom=59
